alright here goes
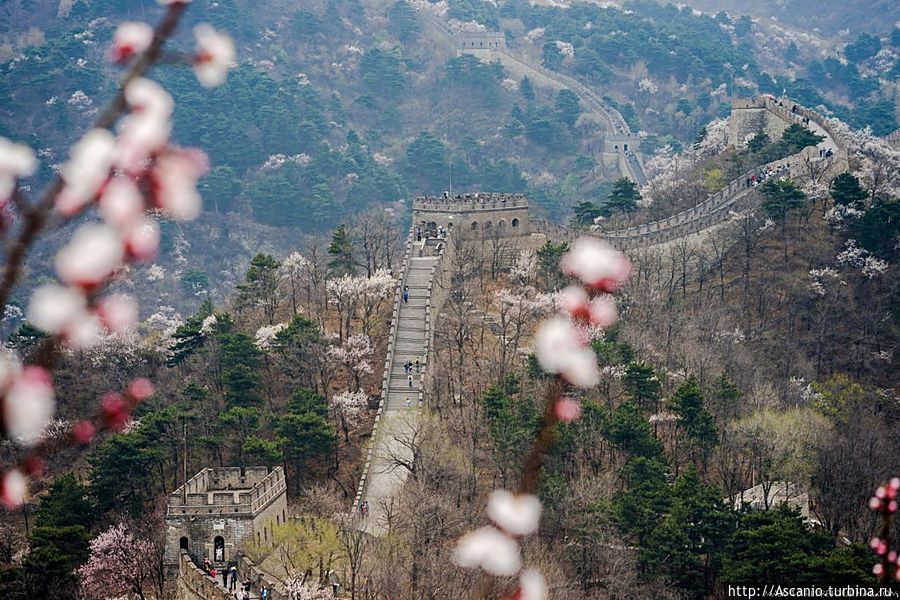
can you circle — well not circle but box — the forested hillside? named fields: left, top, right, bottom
left=0, top=1, right=898, bottom=599
left=1, top=0, right=897, bottom=314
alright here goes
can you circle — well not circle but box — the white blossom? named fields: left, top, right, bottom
left=192, top=24, right=235, bottom=87
left=255, top=322, right=287, bottom=350
left=0, top=137, right=36, bottom=203
left=487, top=491, right=542, bottom=536
left=453, top=526, right=521, bottom=576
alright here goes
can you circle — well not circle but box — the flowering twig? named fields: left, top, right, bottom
left=0, top=3, right=188, bottom=311
left=453, top=238, right=630, bottom=599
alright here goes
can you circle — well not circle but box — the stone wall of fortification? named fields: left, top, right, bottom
left=413, top=193, right=530, bottom=236
left=166, top=467, right=287, bottom=571
left=729, top=101, right=788, bottom=148
left=175, top=553, right=232, bottom=600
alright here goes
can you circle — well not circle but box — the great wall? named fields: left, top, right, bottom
left=421, top=13, right=648, bottom=186
left=168, top=84, right=860, bottom=595
left=349, top=94, right=852, bottom=535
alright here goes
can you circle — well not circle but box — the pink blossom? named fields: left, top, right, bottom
left=55, top=223, right=125, bottom=288
left=554, top=397, right=581, bottom=422
left=151, top=149, right=208, bottom=220
left=558, top=285, right=590, bottom=320
left=487, top=490, right=542, bottom=536
left=876, top=486, right=887, bottom=500
left=534, top=317, right=600, bottom=388
left=98, top=177, right=145, bottom=230
left=588, top=296, right=618, bottom=327
left=559, top=237, right=631, bottom=292
left=57, top=129, right=116, bottom=214
left=454, top=526, right=521, bottom=576
left=870, top=497, right=882, bottom=510
left=0, top=137, right=36, bottom=204
left=72, top=420, right=96, bottom=444
left=128, top=378, right=154, bottom=400
left=27, top=284, right=91, bottom=336
left=123, top=216, right=160, bottom=261
left=1, top=469, right=26, bottom=510
left=871, top=537, right=882, bottom=550
left=111, top=22, right=153, bottom=63
left=96, top=294, right=138, bottom=333
left=78, top=523, right=158, bottom=599
left=873, top=563, right=884, bottom=577
left=101, top=392, right=129, bottom=431
left=125, top=77, right=174, bottom=118
left=3, top=366, right=55, bottom=446
left=192, top=24, right=235, bottom=88
left=517, top=569, right=548, bottom=600
left=892, top=478, right=900, bottom=491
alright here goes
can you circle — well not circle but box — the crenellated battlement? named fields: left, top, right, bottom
left=167, top=467, right=285, bottom=516
left=412, top=193, right=530, bottom=236
left=413, top=193, right=527, bottom=210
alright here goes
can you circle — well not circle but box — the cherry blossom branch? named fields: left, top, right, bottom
left=0, top=3, right=187, bottom=312
left=869, top=479, right=899, bottom=584
left=453, top=238, right=630, bottom=599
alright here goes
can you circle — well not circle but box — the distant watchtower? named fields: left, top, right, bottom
left=412, top=192, right=530, bottom=238
left=457, top=31, right=506, bottom=58
left=164, top=467, right=287, bottom=578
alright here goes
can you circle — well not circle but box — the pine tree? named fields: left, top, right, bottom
left=327, top=223, right=355, bottom=277
left=830, top=172, right=867, bottom=208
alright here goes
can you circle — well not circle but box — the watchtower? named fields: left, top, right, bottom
left=412, top=192, right=530, bottom=238
left=457, top=31, right=506, bottom=57
left=164, top=467, right=287, bottom=578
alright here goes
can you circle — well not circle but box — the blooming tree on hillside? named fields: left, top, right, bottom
left=78, top=523, right=161, bottom=600
left=330, top=390, right=369, bottom=441
left=326, top=333, right=374, bottom=391
left=0, top=1, right=234, bottom=510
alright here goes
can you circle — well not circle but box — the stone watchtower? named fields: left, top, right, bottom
left=165, top=467, right=287, bottom=577
left=729, top=97, right=792, bottom=148
left=412, top=192, right=530, bottom=238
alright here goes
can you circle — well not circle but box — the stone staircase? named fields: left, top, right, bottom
left=354, top=246, right=441, bottom=533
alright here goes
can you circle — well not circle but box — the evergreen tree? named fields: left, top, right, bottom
left=387, top=0, right=419, bottom=44
left=519, top=76, right=534, bottom=101
left=572, top=200, right=602, bottom=226
left=853, top=198, right=900, bottom=261
left=221, top=329, right=263, bottom=408
left=605, top=400, right=663, bottom=459
left=643, top=469, right=733, bottom=598
left=275, top=389, right=335, bottom=492
left=236, top=253, right=281, bottom=324
left=166, top=299, right=215, bottom=367
left=327, top=223, right=355, bottom=277
left=601, top=178, right=641, bottom=216
left=668, top=377, right=718, bottom=472
left=623, top=361, right=662, bottom=413
left=614, top=456, right=669, bottom=545
left=830, top=172, right=867, bottom=208
left=555, top=89, right=581, bottom=128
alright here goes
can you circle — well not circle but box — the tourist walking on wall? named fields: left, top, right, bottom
left=403, top=285, right=409, bottom=303
left=230, top=566, right=237, bottom=591
left=415, top=358, right=420, bottom=373
left=222, top=567, right=228, bottom=587
left=408, top=373, right=413, bottom=389
left=261, top=585, right=270, bottom=600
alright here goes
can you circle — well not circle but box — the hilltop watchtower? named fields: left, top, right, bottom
left=412, top=192, right=530, bottom=238
left=457, top=31, right=506, bottom=57
left=164, top=467, right=287, bottom=577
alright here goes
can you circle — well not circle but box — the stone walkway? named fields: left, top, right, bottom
left=358, top=253, right=440, bottom=534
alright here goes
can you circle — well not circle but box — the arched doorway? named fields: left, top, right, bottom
left=512, top=218, right=519, bottom=228
left=214, top=536, right=225, bottom=562
left=179, top=536, right=189, bottom=551
left=470, top=221, right=478, bottom=231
